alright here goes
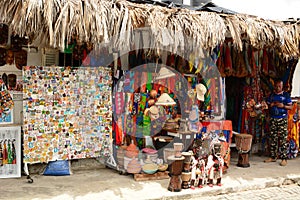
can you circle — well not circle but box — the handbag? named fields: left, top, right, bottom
left=0, top=78, right=14, bottom=114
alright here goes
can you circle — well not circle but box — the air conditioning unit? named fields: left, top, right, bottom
left=190, top=0, right=211, bottom=6
left=42, top=48, right=59, bottom=66
left=161, top=0, right=183, bottom=4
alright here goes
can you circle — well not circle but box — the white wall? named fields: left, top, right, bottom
left=26, top=47, right=42, bottom=66
left=291, top=59, right=300, bottom=98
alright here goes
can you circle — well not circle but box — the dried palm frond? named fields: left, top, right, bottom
left=0, top=0, right=299, bottom=59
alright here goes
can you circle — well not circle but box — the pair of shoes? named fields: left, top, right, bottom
left=264, top=157, right=276, bottom=163
left=208, top=184, right=213, bottom=187
left=198, top=185, right=203, bottom=188
left=190, top=186, right=195, bottom=190
left=280, top=160, right=287, bottom=166
left=217, top=183, right=222, bottom=186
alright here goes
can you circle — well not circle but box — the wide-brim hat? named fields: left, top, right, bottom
left=156, top=67, right=176, bottom=80
left=155, top=93, right=176, bottom=106
left=149, top=106, right=159, bottom=119
left=196, top=83, right=207, bottom=101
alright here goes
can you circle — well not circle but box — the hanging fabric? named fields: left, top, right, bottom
left=132, top=93, right=140, bottom=115
left=133, top=71, right=140, bottom=92
left=262, top=48, right=269, bottom=75
left=268, top=50, right=277, bottom=78
left=123, top=71, right=131, bottom=93
left=224, top=42, right=233, bottom=76
left=115, top=92, right=124, bottom=115
left=288, top=103, right=299, bottom=148
left=143, top=114, right=151, bottom=136
left=125, top=114, right=134, bottom=138
left=146, top=72, right=153, bottom=92
left=115, top=117, right=123, bottom=146
left=216, top=44, right=225, bottom=77
left=140, top=71, right=147, bottom=93
left=243, top=42, right=252, bottom=76
left=139, top=93, right=147, bottom=111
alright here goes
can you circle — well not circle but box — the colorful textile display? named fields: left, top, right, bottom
left=23, top=66, right=112, bottom=163
left=287, top=102, right=299, bottom=158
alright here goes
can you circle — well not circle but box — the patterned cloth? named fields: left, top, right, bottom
left=269, top=118, right=288, bottom=160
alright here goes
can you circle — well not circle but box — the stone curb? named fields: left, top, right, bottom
left=148, top=175, right=300, bottom=200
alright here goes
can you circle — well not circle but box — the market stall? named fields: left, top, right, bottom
left=0, top=0, right=299, bottom=192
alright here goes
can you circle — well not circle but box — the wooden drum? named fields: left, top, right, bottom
left=181, top=151, right=192, bottom=163
left=167, top=155, right=184, bottom=175
left=181, top=172, right=192, bottom=189
left=168, top=155, right=185, bottom=192
left=235, top=134, right=253, bottom=153
left=181, top=172, right=192, bottom=182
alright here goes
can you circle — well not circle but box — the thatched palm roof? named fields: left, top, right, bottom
left=0, top=0, right=299, bottom=59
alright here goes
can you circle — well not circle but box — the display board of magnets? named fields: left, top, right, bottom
left=22, top=66, right=112, bottom=164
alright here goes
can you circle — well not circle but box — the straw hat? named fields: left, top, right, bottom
left=196, top=83, right=207, bottom=101
left=149, top=106, right=159, bottom=119
left=155, top=93, right=176, bottom=106
left=156, top=67, right=176, bottom=80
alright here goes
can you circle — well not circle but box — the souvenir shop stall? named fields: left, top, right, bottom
left=216, top=39, right=300, bottom=159
left=0, top=0, right=299, bottom=191
left=111, top=48, right=232, bottom=189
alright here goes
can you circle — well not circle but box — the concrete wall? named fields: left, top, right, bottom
left=291, top=59, right=300, bottom=98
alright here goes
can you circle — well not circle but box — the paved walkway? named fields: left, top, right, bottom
left=191, top=184, right=300, bottom=200
left=0, top=152, right=300, bottom=200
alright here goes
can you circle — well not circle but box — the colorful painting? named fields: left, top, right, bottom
left=23, top=66, right=112, bottom=164
left=0, top=109, right=13, bottom=124
left=0, top=126, right=21, bottom=178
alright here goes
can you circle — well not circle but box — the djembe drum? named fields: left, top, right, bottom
left=167, top=155, right=184, bottom=192
left=181, top=151, right=192, bottom=189
left=235, top=133, right=253, bottom=167
left=181, top=172, right=192, bottom=189
left=181, top=151, right=192, bottom=172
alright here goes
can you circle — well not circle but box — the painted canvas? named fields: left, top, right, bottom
left=0, top=126, right=21, bottom=178
left=0, top=109, right=13, bottom=124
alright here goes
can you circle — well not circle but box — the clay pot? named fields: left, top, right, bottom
left=125, top=142, right=139, bottom=158
left=127, top=158, right=141, bottom=174
left=125, top=150, right=139, bottom=158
